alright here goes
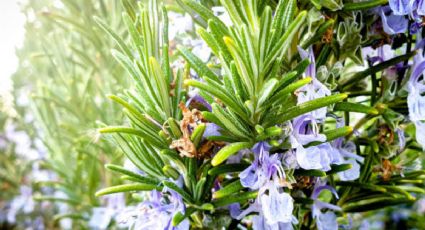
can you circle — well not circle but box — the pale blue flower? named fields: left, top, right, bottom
left=297, top=47, right=331, bottom=121
left=237, top=142, right=294, bottom=228
left=228, top=203, right=241, bottom=219
left=408, top=53, right=425, bottom=122
left=186, top=94, right=212, bottom=111
left=282, top=150, right=298, bottom=169
left=89, top=208, right=114, bottom=230
left=235, top=182, right=296, bottom=228
left=418, top=0, right=425, bottom=15
left=88, top=194, right=126, bottom=230
left=316, top=211, right=338, bottom=230
left=396, top=128, right=406, bottom=151
left=6, top=186, right=35, bottom=223
left=416, top=198, right=425, bottom=213
left=338, top=158, right=361, bottom=181
left=414, top=121, right=425, bottom=147
left=388, top=0, right=414, bottom=15
left=333, top=140, right=364, bottom=163
left=311, top=181, right=341, bottom=230
left=289, top=115, right=332, bottom=171
left=259, top=182, right=294, bottom=225
left=168, top=12, right=193, bottom=41
left=290, top=115, right=327, bottom=147
left=117, top=191, right=189, bottom=230
left=408, top=47, right=425, bottom=147
left=203, top=123, right=221, bottom=138
left=331, top=118, right=363, bottom=180
left=239, top=142, right=284, bottom=190
left=54, top=191, right=73, bottom=229
left=379, top=7, right=408, bottom=34
left=252, top=214, right=294, bottom=230
left=298, top=144, right=332, bottom=171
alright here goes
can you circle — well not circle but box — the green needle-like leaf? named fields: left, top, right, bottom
left=95, top=183, right=161, bottom=197
left=342, top=0, right=388, bottom=11
left=213, top=180, right=244, bottom=199
left=213, top=191, right=258, bottom=207
left=334, top=102, right=379, bottom=115
left=211, top=142, right=252, bottom=166
left=271, top=93, right=348, bottom=125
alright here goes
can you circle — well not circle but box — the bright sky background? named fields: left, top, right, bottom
left=0, top=1, right=26, bottom=94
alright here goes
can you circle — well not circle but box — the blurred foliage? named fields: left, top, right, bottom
left=8, top=0, right=129, bottom=228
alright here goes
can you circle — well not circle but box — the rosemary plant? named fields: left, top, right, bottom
left=4, top=0, right=425, bottom=229
left=95, top=0, right=425, bottom=229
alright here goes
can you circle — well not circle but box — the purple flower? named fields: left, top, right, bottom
left=235, top=183, right=296, bottom=228
left=408, top=52, right=425, bottom=122
left=331, top=119, right=363, bottom=180
left=388, top=0, right=414, bottom=15
left=89, top=208, right=115, bottom=229
left=311, top=181, right=341, bottom=230
left=379, top=7, right=408, bottom=34
left=297, top=47, right=331, bottom=122
left=228, top=203, right=242, bottom=219
left=6, top=186, right=35, bottom=223
left=338, top=158, right=361, bottom=181
left=259, top=182, right=294, bottom=225
left=237, top=142, right=295, bottom=227
left=186, top=94, right=212, bottom=111
left=364, top=44, right=395, bottom=65
left=117, top=191, right=189, bottom=230
left=252, top=213, right=294, bottom=230
left=414, top=121, right=425, bottom=147
left=290, top=115, right=327, bottom=147
left=203, top=123, right=221, bottom=138
left=410, top=16, right=424, bottom=33
left=416, top=198, right=425, bottom=213
left=408, top=49, right=425, bottom=148
left=418, top=0, right=425, bottom=15
left=297, top=144, right=332, bottom=171
left=89, top=194, right=126, bottom=229
left=289, top=115, right=334, bottom=171
left=396, top=128, right=406, bottom=151
left=388, top=0, right=425, bottom=17
left=239, top=142, right=284, bottom=190
left=282, top=150, right=298, bottom=169
left=333, top=139, right=363, bottom=163
left=316, top=211, right=338, bottom=230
